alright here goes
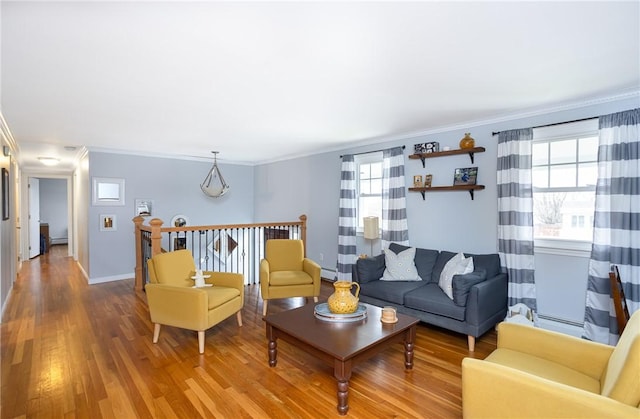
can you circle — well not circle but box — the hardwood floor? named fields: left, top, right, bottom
left=1, top=246, right=496, bottom=418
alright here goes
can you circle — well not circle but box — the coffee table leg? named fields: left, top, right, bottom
left=267, top=325, right=278, bottom=367
left=334, top=360, right=352, bottom=415
left=404, top=325, right=417, bottom=370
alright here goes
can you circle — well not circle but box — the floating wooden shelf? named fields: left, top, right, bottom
left=409, top=184, right=485, bottom=200
left=408, top=147, right=485, bottom=167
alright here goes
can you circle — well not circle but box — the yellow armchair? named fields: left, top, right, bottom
left=146, top=249, right=244, bottom=354
left=462, top=309, right=640, bottom=418
left=260, top=239, right=321, bottom=316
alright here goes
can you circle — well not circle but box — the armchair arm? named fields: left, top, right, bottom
left=496, top=322, right=613, bottom=379
left=462, top=358, right=637, bottom=418
left=303, top=258, right=322, bottom=296
left=145, top=284, right=208, bottom=330
left=260, top=259, right=270, bottom=298
left=465, top=273, right=508, bottom=326
left=204, top=272, right=245, bottom=305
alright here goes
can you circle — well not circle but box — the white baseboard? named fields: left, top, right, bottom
left=89, top=272, right=134, bottom=285
left=321, top=268, right=336, bottom=281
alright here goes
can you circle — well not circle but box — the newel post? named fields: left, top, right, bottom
left=133, top=216, right=145, bottom=291
left=299, top=214, right=307, bottom=257
left=149, top=218, right=164, bottom=257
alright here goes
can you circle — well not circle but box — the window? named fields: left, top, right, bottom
left=355, top=152, right=383, bottom=230
left=532, top=119, right=598, bottom=253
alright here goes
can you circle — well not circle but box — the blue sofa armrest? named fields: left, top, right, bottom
left=465, top=273, right=508, bottom=326
left=352, top=254, right=386, bottom=284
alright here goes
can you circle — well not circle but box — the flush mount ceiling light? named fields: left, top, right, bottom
left=38, top=157, right=60, bottom=166
left=201, top=151, right=230, bottom=198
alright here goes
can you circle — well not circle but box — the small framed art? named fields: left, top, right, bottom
left=413, top=175, right=423, bottom=187
left=2, top=168, right=9, bottom=220
left=424, top=174, right=433, bottom=188
left=99, top=214, right=117, bottom=231
left=453, top=167, right=478, bottom=186
left=134, top=199, right=153, bottom=217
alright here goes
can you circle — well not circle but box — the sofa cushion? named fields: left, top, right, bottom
left=381, top=247, right=422, bottom=281
left=439, top=252, right=474, bottom=299
left=359, top=280, right=427, bottom=305
left=431, top=251, right=457, bottom=283
left=404, top=283, right=466, bottom=321
left=389, top=243, right=439, bottom=283
left=356, top=254, right=386, bottom=284
left=452, top=269, right=487, bottom=306
left=464, top=253, right=501, bottom=279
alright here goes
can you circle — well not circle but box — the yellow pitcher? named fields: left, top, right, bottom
left=327, top=281, right=360, bottom=314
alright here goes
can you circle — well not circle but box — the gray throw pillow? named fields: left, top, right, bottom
left=355, top=254, right=386, bottom=284
left=452, top=269, right=487, bottom=306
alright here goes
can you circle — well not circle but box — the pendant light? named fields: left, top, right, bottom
left=201, top=151, right=230, bottom=198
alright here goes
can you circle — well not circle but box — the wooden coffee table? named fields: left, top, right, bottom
left=264, top=302, right=419, bottom=415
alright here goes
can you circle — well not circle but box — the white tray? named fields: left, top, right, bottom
left=314, top=303, right=367, bottom=322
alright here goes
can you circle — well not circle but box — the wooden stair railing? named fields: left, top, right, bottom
left=609, top=264, right=630, bottom=334
left=133, top=215, right=308, bottom=291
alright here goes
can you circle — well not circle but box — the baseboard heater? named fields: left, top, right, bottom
left=537, top=314, right=583, bottom=328
left=50, top=237, right=69, bottom=245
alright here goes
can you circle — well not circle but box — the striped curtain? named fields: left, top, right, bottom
left=497, top=128, right=537, bottom=310
left=336, top=155, right=357, bottom=281
left=381, top=147, right=409, bottom=249
left=584, top=108, right=640, bottom=344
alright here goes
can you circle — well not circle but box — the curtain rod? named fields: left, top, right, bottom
left=492, top=116, right=597, bottom=136
left=340, top=145, right=405, bottom=158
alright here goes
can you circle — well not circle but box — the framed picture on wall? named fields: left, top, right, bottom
left=99, top=214, right=117, bottom=231
left=2, top=168, right=9, bottom=220
left=134, top=199, right=153, bottom=217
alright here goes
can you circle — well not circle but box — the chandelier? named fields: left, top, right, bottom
left=201, top=151, right=230, bottom=198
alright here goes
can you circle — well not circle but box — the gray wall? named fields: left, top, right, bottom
left=39, top=178, right=68, bottom=244
left=87, top=152, right=254, bottom=282
left=254, top=96, right=639, bottom=325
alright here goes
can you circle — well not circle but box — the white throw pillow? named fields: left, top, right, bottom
left=381, top=247, right=422, bottom=281
left=438, top=253, right=474, bottom=299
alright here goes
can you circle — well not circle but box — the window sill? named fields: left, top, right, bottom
left=534, top=238, right=591, bottom=258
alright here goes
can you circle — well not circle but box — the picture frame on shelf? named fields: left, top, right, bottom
left=413, top=141, right=439, bottom=154
left=424, top=174, right=433, bottom=188
left=453, top=167, right=478, bottom=186
left=413, top=175, right=423, bottom=187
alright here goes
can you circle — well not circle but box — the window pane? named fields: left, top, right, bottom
left=370, top=162, right=382, bottom=178
left=550, top=139, right=576, bottom=164
left=360, top=164, right=371, bottom=179
left=577, top=162, right=597, bottom=187
left=532, top=142, right=549, bottom=165
left=549, top=164, right=576, bottom=187
left=534, top=191, right=595, bottom=241
left=370, top=178, right=382, bottom=193
left=532, top=166, right=549, bottom=188
left=360, top=180, right=371, bottom=194
left=359, top=196, right=382, bottom=224
left=578, top=136, right=598, bottom=162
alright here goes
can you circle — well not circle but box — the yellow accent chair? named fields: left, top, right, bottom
left=146, top=249, right=244, bottom=354
left=260, top=239, right=321, bottom=316
left=462, top=309, right=640, bottom=418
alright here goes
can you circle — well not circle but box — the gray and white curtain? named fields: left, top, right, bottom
left=497, top=128, right=537, bottom=310
left=584, top=108, right=640, bottom=344
left=381, top=147, right=409, bottom=249
left=336, top=155, right=357, bottom=281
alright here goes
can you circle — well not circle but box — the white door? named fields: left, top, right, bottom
left=29, top=177, right=40, bottom=258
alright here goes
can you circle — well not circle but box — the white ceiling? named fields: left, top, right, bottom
left=2, top=1, right=639, bottom=172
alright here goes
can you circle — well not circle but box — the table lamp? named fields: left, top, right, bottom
left=363, top=216, right=380, bottom=256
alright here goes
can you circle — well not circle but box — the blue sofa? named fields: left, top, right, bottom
left=352, top=243, right=508, bottom=351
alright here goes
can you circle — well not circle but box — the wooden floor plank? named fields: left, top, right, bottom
left=1, top=245, right=496, bottom=418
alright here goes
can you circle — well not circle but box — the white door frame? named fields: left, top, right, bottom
left=20, top=170, right=74, bottom=261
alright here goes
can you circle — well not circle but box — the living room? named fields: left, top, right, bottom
left=0, top=2, right=639, bottom=416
